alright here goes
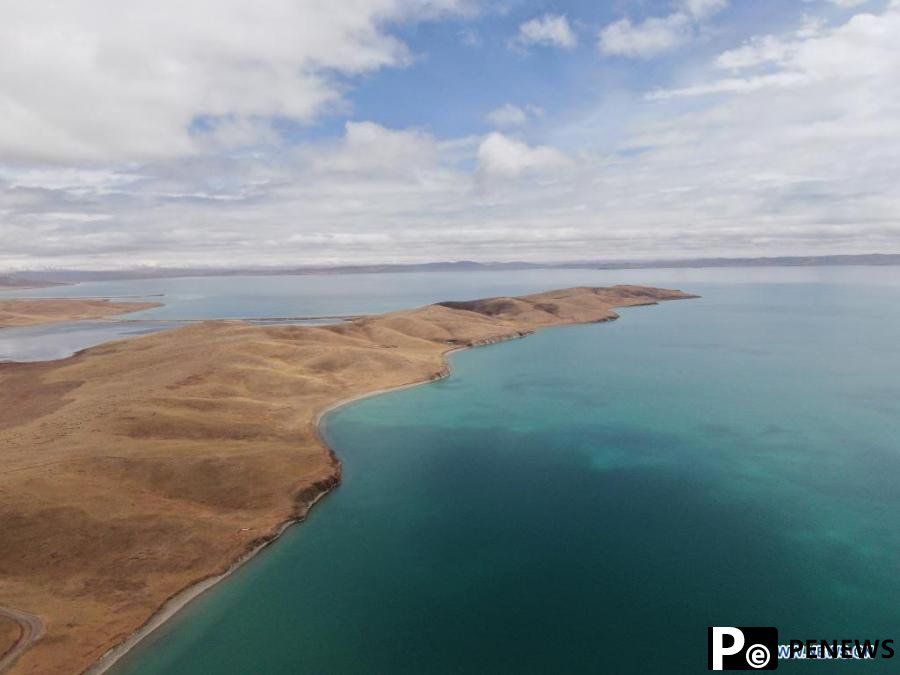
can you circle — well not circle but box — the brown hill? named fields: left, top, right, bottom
left=0, top=285, right=695, bottom=674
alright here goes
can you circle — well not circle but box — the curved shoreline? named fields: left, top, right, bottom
left=84, top=308, right=663, bottom=674
left=87, top=484, right=335, bottom=675
left=87, top=329, right=535, bottom=674
left=0, top=285, right=695, bottom=674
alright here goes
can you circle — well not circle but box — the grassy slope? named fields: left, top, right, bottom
left=0, top=286, right=694, bottom=674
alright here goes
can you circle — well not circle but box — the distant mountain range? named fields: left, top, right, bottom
left=4, top=253, right=899, bottom=285
left=0, top=275, right=62, bottom=288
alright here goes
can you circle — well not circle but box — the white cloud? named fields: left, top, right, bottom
left=715, top=35, right=795, bottom=70
left=3, top=2, right=900, bottom=269
left=0, top=0, right=469, bottom=163
left=512, top=14, right=578, bottom=50
left=683, top=0, right=728, bottom=18
left=485, top=103, right=544, bottom=128
left=652, top=6, right=900, bottom=98
left=2, top=167, right=144, bottom=193
left=599, top=14, right=692, bottom=58
left=647, top=72, right=813, bottom=99
left=487, top=104, right=528, bottom=127
left=194, top=118, right=281, bottom=152
left=299, top=122, right=440, bottom=177
left=598, top=1, right=728, bottom=58
left=476, top=133, right=572, bottom=178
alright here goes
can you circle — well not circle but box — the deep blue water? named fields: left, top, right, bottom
left=107, top=270, right=900, bottom=674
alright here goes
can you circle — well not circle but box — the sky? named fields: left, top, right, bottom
left=1, top=0, right=899, bottom=270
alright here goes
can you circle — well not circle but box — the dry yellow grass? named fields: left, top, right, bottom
left=0, top=299, right=162, bottom=328
left=0, top=285, right=695, bottom=674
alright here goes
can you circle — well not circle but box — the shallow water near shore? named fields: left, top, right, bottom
left=0, top=320, right=185, bottom=362
left=108, top=270, right=900, bottom=673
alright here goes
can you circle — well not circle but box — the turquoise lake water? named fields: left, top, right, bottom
left=100, top=268, right=900, bottom=673
left=3, top=266, right=893, bottom=361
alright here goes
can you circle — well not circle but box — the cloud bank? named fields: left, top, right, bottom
left=0, top=0, right=469, bottom=163
left=1, top=1, right=899, bottom=269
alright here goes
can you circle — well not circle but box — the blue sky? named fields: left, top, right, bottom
left=336, top=1, right=830, bottom=143
left=0, top=0, right=898, bottom=268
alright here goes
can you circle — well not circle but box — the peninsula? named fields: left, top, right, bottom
left=0, top=285, right=695, bottom=674
left=0, top=299, right=162, bottom=328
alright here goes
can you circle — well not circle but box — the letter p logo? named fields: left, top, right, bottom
left=710, top=627, right=745, bottom=670
left=708, top=626, right=778, bottom=670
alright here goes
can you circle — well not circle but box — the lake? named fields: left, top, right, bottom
left=3, top=266, right=896, bottom=360
left=95, top=267, right=900, bottom=673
